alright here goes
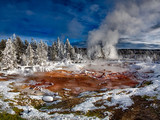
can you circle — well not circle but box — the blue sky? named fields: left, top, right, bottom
left=0, top=0, right=114, bottom=47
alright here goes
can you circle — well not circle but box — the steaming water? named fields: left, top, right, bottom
left=84, top=60, right=128, bottom=72
left=87, top=0, right=160, bottom=59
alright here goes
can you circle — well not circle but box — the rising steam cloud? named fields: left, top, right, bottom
left=87, top=0, right=160, bottom=59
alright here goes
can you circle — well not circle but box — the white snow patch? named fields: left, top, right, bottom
left=72, top=97, right=102, bottom=112
left=29, top=95, right=43, bottom=100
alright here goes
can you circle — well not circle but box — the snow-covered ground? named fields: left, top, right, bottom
left=0, top=60, right=160, bottom=119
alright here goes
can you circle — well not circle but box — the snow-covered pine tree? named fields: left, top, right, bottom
left=48, top=46, right=52, bottom=61
left=13, top=34, right=25, bottom=64
left=36, top=40, right=48, bottom=65
left=64, top=38, right=71, bottom=59
left=64, top=38, right=76, bottom=60
left=42, top=42, right=48, bottom=64
left=30, top=39, right=38, bottom=64
left=26, top=44, right=34, bottom=66
left=51, top=42, right=57, bottom=61
left=21, top=53, right=27, bottom=66
left=24, top=40, right=29, bottom=50
left=0, top=39, right=7, bottom=62
left=74, top=46, right=79, bottom=54
left=60, top=42, right=65, bottom=60
left=57, top=37, right=60, bottom=48
left=35, top=43, right=41, bottom=65
left=56, top=37, right=64, bottom=60
left=70, top=46, right=76, bottom=60
left=1, top=38, right=17, bottom=70
left=30, top=38, right=37, bottom=52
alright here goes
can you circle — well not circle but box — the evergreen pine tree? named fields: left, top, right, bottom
left=56, top=37, right=60, bottom=60
left=42, top=41, right=48, bottom=64
left=24, top=40, right=29, bottom=50
left=13, top=35, right=25, bottom=64
left=0, top=39, right=7, bottom=62
left=1, top=38, right=17, bottom=70
left=64, top=38, right=76, bottom=60
left=30, top=38, right=37, bottom=52
left=56, top=37, right=64, bottom=60
left=64, top=38, right=70, bottom=59
left=48, top=46, right=52, bottom=61
left=70, top=47, right=76, bottom=60
left=60, top=43, right=64, bottom=60
left=21, top=53, right=27, bottom=66
left=50, top=42, right=57, bottom=61
left=26, top=44, right=34, bottom=66
left=36, top=40, right=48, bottom=65
left=74, top=46, right=79, bottom=54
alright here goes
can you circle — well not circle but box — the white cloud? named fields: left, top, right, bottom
left=68, top=18, right=84, bottom=38
left=88, top=0, right=160, bottom=58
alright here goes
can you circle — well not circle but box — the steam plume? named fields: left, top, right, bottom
left=87, top=0, right=160, bottom=59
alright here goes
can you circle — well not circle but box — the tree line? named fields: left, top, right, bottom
left=0, top=34, right=84, bottom=70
